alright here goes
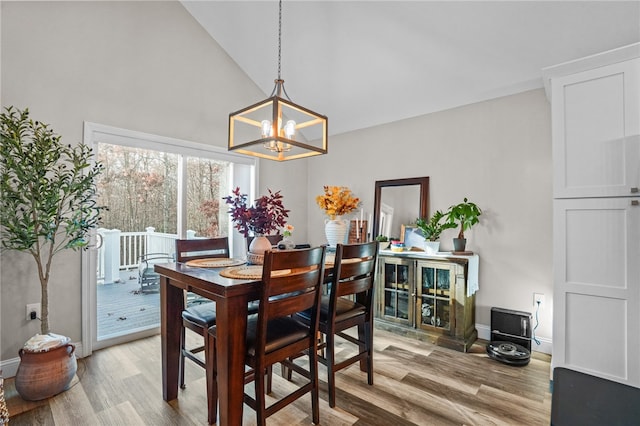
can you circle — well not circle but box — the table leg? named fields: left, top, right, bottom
left=161, top=276, right=183, bottom=401
left=215, top=295, right=249, bottom=426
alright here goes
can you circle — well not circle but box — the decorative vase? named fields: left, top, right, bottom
left=325, top=216, right=348, bottom=248
left=424, top=240, right=440, bottom=254
left=248, top=235, right=272, bottom=265
left=15, top=343, right=77, bottom=401
left=249, top=235, right=272, bottom=254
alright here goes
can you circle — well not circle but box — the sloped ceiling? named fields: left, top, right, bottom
left=182, top=1, right=640, bottom=136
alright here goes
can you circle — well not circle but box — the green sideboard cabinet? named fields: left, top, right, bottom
left=375, top=251, right=478, bottom=352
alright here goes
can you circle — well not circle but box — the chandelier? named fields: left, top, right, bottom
left=228, top=0, right=328, bottom=161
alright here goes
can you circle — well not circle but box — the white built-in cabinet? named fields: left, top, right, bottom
left=543, top=43, right=640, bottom=387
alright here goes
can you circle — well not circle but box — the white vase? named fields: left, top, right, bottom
left=424, top=240, right=440, bottom=254
left=247, top=235, right=272, bottom=265
left=325, top=217, right=348, bottom=248
left=249, top=235, right=272, bottom=255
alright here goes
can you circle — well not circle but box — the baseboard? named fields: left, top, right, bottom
left=0, top=357, right=20, bottom=378
left=0, top=341, right=84, bottom=378
left=476, top=323, right=552, bottom=355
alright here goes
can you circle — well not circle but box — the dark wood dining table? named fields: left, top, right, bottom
left=154, top=258, right=337, bottom=425
left=155, top=261, right=261, bottom=426
left=154, top=253, right=350, bottom=426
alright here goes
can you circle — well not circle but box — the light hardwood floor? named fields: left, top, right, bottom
left=4, top=328, right=551, bottom=425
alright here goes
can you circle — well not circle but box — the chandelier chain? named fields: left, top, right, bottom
left=277, top=0, right=282, bottom=80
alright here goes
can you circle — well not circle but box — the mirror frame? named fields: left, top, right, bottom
left=372, top=177, right=429, bottom=241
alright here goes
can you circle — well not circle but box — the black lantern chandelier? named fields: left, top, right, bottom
left=228, top=0, right=328, bottom=161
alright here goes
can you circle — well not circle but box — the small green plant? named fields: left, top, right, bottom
left=375, top=235, right=389, bottom=242
left=415, top=210, right=456, bottom=241
left=446, top=198, right=482, bottom=240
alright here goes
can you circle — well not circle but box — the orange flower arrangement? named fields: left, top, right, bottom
left=316, top=186, right=360, bottom=219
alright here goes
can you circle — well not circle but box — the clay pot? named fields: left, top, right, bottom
left=15, top=343, right=77, bottom=401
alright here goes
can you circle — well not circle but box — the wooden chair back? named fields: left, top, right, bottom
left=329, top=242, right=379, bottom=322
left=175, top=237, right=229, bottom=262
left=256, top=246, right=327, bottom=365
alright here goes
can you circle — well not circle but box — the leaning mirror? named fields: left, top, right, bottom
left=372, top=177, right=429, bottom=241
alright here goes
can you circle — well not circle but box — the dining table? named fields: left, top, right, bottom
left=154, top=254, right=339, bottom=426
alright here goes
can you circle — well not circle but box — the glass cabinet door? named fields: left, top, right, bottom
left=416, top=261, right=454, bottom=332
left=380, top=258, right=413, bottom=326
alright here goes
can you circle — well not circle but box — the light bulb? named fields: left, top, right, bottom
left=284, top=120, right=296, bottom=139
left=261, top=120, right=272, bottom=138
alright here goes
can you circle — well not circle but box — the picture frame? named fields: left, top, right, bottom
left=401, top=224, right=425, bottom=250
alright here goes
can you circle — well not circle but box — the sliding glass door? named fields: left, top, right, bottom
left=82, top=123, right=255, bottom=353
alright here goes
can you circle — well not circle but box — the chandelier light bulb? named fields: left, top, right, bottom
left=284, top=120, right=296, bottom=139
left=261, top=120, right=272, bottom=138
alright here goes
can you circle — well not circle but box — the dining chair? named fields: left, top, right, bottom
left=207, top=245, right=327, bottom=425
left=176, top=237, right=265, bottom=424
left=175, top=237, right=230, bottom=391
left=293, top=241, right=379, bottom=408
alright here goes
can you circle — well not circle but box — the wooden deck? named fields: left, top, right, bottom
left=97, top=269, right=160, bottom=338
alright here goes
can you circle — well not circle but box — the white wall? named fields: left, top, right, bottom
left=306, top=89, right=553, bottom=351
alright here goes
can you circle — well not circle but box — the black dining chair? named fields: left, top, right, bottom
left=293, top=241, right=379, bottom=408
left=207, top=246, right=327, bottom=425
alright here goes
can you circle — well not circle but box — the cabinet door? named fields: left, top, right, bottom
left=416, top=261, right=454, bottom=333
left=553, top=198, right=640, bottom=386
left=378, top=257, right=413, bottom=326
left=552, top=58, right=640, bottom=198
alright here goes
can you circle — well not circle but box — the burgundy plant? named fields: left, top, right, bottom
left=223, top=187, right=289, bottom=237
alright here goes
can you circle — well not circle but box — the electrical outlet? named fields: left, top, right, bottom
left=26, top=303, right=41, bottom=321
left=533, top=293, right=545, bottom=309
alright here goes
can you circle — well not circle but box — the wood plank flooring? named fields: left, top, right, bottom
left=4, top=328, right=551, bottom=425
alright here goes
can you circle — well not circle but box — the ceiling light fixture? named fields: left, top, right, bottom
left=228, top=0, right=328, bottom=161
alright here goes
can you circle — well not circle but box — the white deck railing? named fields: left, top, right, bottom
left=97, top=227, right=198, bottom=283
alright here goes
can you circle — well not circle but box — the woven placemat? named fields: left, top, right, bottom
left=184, top=258, right=245, bottom=268
left=219, top=265, right=292, bottom=280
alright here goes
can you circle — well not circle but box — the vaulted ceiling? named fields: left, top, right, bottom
left=182, top=1, right=640, bottom=136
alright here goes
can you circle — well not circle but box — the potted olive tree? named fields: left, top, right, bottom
left=415, top=210, right=456, bottom=254
left=446, top=198, right=482, bottom=253
left=0, top=107, right=105, bottom=400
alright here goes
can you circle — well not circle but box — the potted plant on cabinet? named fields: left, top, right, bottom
left=375, top=234, right=390, bottom=250
left=415, top=210, right=457, bottom=254
left=446, top=197, right=482, bottom=253
left=0, top=107, right=106, bottom=400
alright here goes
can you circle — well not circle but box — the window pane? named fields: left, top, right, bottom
left=97, top=144, right=178, bottom=234
left=185, top=156, right=231, bottom=238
